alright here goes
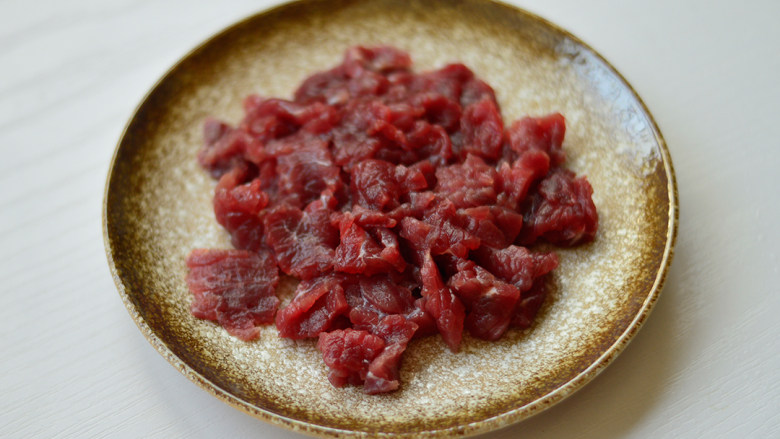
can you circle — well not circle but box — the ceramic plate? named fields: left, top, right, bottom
left=103, top=0, right=677, bottom=437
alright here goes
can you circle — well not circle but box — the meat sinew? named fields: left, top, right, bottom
left=187, top=45, right=598, bottom=393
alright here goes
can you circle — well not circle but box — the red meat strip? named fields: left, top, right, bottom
left=435, top=154, right=497, bottom=208
left=349, top=159, right=401, bottom=211
left=343, top=46, right=413, bottom=76
left=460, top=77, right=498, bottom=108
left=241, top=96, right=339, bottom=141
left=406, top=121, right=453, bottom=166
left=410, top=63, right=474, bottom=103
left=332, top=211, right=406, bottom=276
left=331, top=99, right=397, bottom=169
left=213, top=165, right=267, bottom=252
left=472, top=245, right=559, bottom=293
left=496, top=149, right=550, bottom=210
left=414, top=92, right=462, bottom=132
left=447, top=259, right=521, bottom=341
left=275, top=273, right=349, bottom=339
left=512, top=277, right=549, bottom=329
left=421, top=199, right=481, bottom=258
left=344, top=276, right=411, bottom=328
left=317, top=329, right=386, bottom=388
left=364, top=315, right=418, bottom=394
left=198, top=118, right=259, bottom=178
left=275, top=137, right=341, bottom=208
left=185, top=249, right=279, bottom=341
left=420, top=253, right=465, bottom=352
left=518, top=168, right=598, bottom=246
left=506, top=113, right=567, bottom=166
left=344, top=273, right=436, bottom=338
left=263, top=204, right=338, bottom=280
left=457, top=205, right=524, bottom=249
left=458, top=98, right=504, bottom=160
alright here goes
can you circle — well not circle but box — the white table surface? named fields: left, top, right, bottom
left=2, top=0, right=779, bottom=437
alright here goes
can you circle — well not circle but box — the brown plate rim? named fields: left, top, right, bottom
left=103, top=0, right=679, bottom=437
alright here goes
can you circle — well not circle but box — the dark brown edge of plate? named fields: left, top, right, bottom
left=102, top=0, right=679, bottom=437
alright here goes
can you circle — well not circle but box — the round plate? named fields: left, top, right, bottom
left=103, top=0, right=677, bottom=437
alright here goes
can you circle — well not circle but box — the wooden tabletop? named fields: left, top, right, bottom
left=2, top=0, right=778, bottom=437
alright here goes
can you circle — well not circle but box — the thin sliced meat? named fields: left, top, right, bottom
left=186, top=249, right=279, bottom=341
left=318, top=329, right=386, bottom=388
left=448, top=259, right=520, bottom=341
left=275, top=273, right=349, bottom=339
left=213, top=165, right=267, bottom=252
left=506, top=113, right=566, bottom=166
left=364, top=315, right=418, bottom=394
left=518, top=168, right=598, bottom=246
left=332, top=212, right=406, bottom=276
left=420, top=253, right=465, bottom=352
left=189, top=45, right=599, bottom=394
left=512, top=277, right=549, bottom=329
left=263, top=204, right=338, bottom=280
left=472, top=245, right=559, bottom=293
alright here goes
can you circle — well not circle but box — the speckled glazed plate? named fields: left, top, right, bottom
left=103, top=0, right=677, bottom=437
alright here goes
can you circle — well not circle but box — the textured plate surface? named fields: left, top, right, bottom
left=103, top=0, right=677, bottom=437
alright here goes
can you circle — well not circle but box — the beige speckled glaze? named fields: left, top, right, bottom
left=103, top=0, right=678, bottom=437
